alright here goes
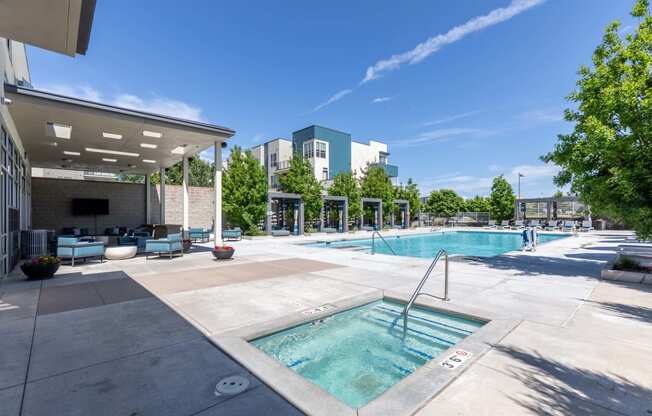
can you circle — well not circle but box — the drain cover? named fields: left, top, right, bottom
left=215, top=375, right=250, bottom=396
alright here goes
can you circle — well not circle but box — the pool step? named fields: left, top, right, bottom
left=373, top=305, right=475, bottom=337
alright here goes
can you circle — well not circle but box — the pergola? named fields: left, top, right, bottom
left=5, top=85, right=235, bottom=242
left=392, top=199, right=410, bottom=229
left=266, top=192, right=304, bottom=235
left=360, top=197, right=382, bottom=231
left=514, top=196, right=588, bottom=221
left=320, top=195, right=348, bottom=233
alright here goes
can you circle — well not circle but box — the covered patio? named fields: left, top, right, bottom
left=265, top=192, right=304, bottom=236
left=5, top=84, right=234, bottom=262
left=391, top=199, right=410, bottom=229
left=360, top=197, right=382, bottom=231
left=320, top=195, right=348, bottom=233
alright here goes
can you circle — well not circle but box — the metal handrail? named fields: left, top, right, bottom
left=402, top=249, right=449, bottom=333
left=371, top=230, right=396, bottom=255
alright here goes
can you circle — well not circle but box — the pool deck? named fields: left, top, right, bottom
left=1, top=228, right=651, bottom=415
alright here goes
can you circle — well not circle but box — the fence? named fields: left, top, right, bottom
left=417, top=212, right=491, bottom=227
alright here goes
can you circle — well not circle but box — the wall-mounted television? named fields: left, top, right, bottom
left=72, top=198, right=109, bottom=216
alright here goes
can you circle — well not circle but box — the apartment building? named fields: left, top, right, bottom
left=249, top=125, right=399, bottom=189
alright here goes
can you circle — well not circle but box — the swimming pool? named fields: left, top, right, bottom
left=307, top=230, right=568, bottom=258
left=251, top=300, right=485, bottom=408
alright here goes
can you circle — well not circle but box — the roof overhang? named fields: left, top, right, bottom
left=5, top=84, right=235, bottom=174
left=0, top=0, right=96, bottom=56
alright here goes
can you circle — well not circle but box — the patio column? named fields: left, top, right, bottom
left=214, top=141, right=223, bottom=244
left=145, top=174, right=151, bottom=224
left=342, top=199, right=349, bottom=233
left=159, top=167, right=166, bottom=224
left=182, top=157, right=189, bottom=235
left=320, top=203, right=325, bottom=231
left=378, top=203, right=383, bottom=230
left=298, top=199, right=304, bottom=236
left=266, top=194, right=272, bottom=234
left=406, top=202, right=410, bottom=229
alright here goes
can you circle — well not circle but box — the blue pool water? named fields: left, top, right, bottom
left=307, top=230, right=568, bottom=258
left=251, top=300, right=485, bottom=408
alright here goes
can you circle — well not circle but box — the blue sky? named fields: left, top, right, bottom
left=27, top=0, right=636, bottom=198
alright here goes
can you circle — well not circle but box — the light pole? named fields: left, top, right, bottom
left=518, top=173, right=525, bottom=220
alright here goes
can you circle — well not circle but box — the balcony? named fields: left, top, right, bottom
left=272, top=160, right=292, bottom=172
left=370, top=162, right=398, bottom=177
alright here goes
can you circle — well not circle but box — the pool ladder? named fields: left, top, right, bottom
left=402, top=249, right=450, bottom=334
left=371, top=230, right=397, bottom=255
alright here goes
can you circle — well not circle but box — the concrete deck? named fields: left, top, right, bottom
left=1, top=228, right=651, bottom=415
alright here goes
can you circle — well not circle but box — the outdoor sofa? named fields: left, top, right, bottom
left=223, top=227, right=242, bottom=241
left=56, top=236, right=105, bottom=266
left=145, top=232, right=183, bottom=259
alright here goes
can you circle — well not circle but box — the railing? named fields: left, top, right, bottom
left=371, top=230, right=396, bottom=255
left=402, top=249, right=449, bottom=333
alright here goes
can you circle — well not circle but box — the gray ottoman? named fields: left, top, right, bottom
left=105, top=245, right=137, bottom=260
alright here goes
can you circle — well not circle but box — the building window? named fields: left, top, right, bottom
left=379, top=153, right=387, bottom=165
left=303, top=141, right=314, bottom=158
left=271, top=175, right=278, bottom=188
left=322, top=168, right=329, bottom=181
left=270, top=153, right=277, bottom=168
left=316, top=141, right=327, bottom=159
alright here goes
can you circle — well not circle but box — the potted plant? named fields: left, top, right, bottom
left=212, top=245, right=235, bottom=260
left=21, top=256, right=60, bottom=279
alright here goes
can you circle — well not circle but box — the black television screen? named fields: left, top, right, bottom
left=72, top=199, right=109, bottom=216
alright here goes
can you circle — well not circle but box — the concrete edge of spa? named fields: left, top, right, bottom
left=209, top=291, right=521, bottom=416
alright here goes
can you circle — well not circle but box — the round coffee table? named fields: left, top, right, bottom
left=105, top=245, right=138, bottom=260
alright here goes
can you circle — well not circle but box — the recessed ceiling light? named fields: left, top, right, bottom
left=142, top=130, right=162, bottom=138
left=46, top=122, right=72, bottom=139
left=140, top=143, right=157, bottom=149
left=171, top=145, right=188, bottom=155
left=63, top=151, right=80, bottom=156
left=85, top=148, right=139, bottom=157
left=128, top=164, right=137, bottom=168
left=142, top=159, right=156, bottom=163
left=102, top=158, right=117, bottom=162
left=102, top=132, right=122, bottom=140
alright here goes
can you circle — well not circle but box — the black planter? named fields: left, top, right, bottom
left=20, top=263, right=60, bottom=279
left=212, top=248, right=235, bottom=260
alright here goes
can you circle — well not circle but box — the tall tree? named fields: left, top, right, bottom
left=360, top=165, right=395, bottom=222
left=151, top=157, right=215, bottom=187
left=543, top=0, right=652, bottom=238
left=278, top=154, right=323, bottom=222
left=222, top=147, right=268, bottom=234
left=489, top=175, right=515, bottom=221
left=328, top=171, right=361, bottom=225
left=465, top=195, right=492, bottom=213
left=395, top=178, right=421, bottom=221
left=425, top=189, right=465, bottom=217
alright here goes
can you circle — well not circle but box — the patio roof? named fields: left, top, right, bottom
left=5, top=84, right=235, bottom=174
left=0, top=0, right=96, bottom=56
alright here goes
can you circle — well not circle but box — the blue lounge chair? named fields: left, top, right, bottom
left=222, top=227, right=242, bottom=241
left=188, top=227, right=208, bottom=242
left=145, top=232, right=183, bottom=259
left=56, top=237, right=105, bottom=266
left=562, top=221, right=576, bottom=232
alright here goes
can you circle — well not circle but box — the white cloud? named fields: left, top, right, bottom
left=362, top=0, right=545, bottom=83
left=112, top=94, right=203, bottom=121
left=519, top=109, right=563, bottom=123
left=312, top=89, right=353, bottom=112
left=396, top=127, right=497, bottom=147
left=372, top=96, right=394, bottom=104
left=37, top=83, right=204, bottom=121
left=421, top=111, right=480, bottom=126
left=421, top=163, right=561, bottom=197
left=42, top=84, right=102, bottom=102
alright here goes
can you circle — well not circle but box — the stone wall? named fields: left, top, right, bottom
left=31, top=178, right=215, bottom=234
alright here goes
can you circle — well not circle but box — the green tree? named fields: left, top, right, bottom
left=328, top=171, right=361, bottom=225
left=543, top=0, right=652, bottom=238
left=222, top=146, right=268, bottom=234
left=489, top=175, right=515, bottom=221
left=552, top=190, right=564, bottom=198
left=151, top=157, right=215, bottom=187
left=395, top=178, right=421, bottom=221
left=278, top=154, right=323, bottom=222
left=465, top=195, right=492, bottom=213
left=360, top=165, right=395, bottom=222
left=425, top=189, right=465, bottom=217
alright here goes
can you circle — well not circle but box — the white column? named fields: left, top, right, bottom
left=159, top=167, right=166, bottom=224
left=145, top=174, right=151, bottom=223
left=182, top=157, right=189, bottom=233
left=214, top=142, right=222, bottom=244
